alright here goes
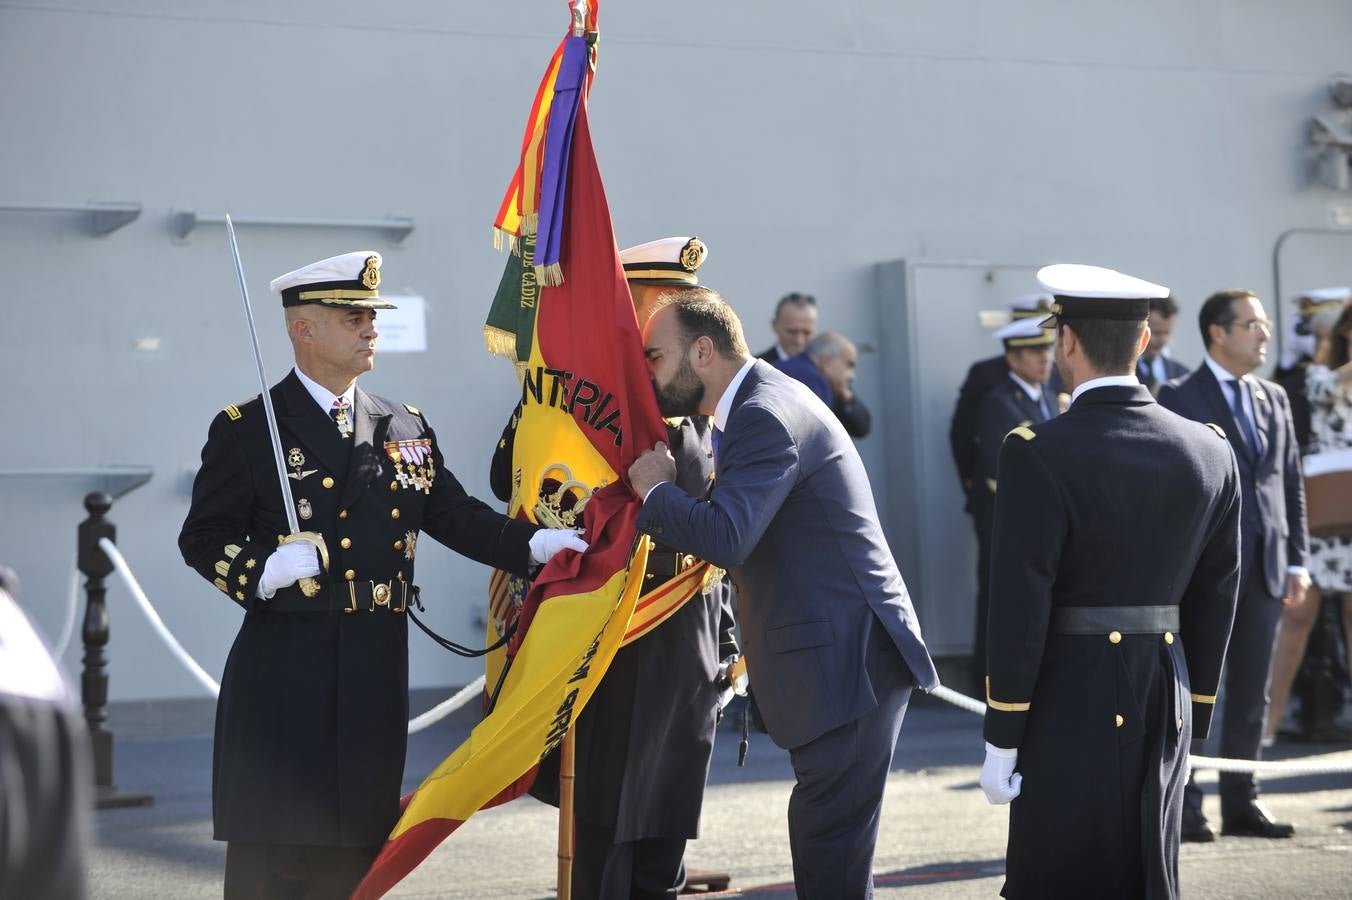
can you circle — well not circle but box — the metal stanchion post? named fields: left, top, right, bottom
left=78, top=491, right=153, bottom=809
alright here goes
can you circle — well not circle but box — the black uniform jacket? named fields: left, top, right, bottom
left=493, top=410, right=737, bottom=840
left=984, top=384, right=1240, bottom=748
left=984, top=385, right=1242, bottom=899
left=973, top=376, right=1059, bottom=504
left=1158, top=364, right=1308, bottom=598
left=179, top=371, right=537, bottom=847
left=952, top=355, right=1064, bottom=503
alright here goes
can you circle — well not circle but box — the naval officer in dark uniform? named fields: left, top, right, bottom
left=968, top=316, right=1060, bottom=686
left=980, top=264, right=1242, bottom=900
left=180, top=251, right=584, bottom=899
left=492, top=237, right=738, bottom=900
left=949, top=292, right=1058, bottom=505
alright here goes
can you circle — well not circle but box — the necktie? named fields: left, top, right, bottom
left=711, top=426, right=722, bottom=461
left=1036, top=392, right=1051, bottom=422
left=1227, top=379, right=1260, bottom=457
left=331, top=396, right=353, bottom=439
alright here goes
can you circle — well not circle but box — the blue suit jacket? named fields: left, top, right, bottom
left=1158, top=363, right=1308, bottom=597
left=637, top=361, right=937, bottom=749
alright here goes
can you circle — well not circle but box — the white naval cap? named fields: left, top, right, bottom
left=619, top=236, right=708, bottom=285
left=1007, top=292, right=1054, bottom=320
left=1036, top=264, right=1168, bottom=325
left=269, top=250, right=396, bottom=309
left=1297, top=286, right=1351, bottom=316
left=993, top=315, right=1055, bottom=349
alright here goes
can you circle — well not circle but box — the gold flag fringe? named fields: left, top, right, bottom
left=483, top=325, right=519, bottom=362
left=536, top=262, right=564, bottom=287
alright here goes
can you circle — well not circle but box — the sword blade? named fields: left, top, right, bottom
left=225, top=214, right=301, bottom=535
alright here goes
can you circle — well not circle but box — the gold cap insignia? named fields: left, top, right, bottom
left=679, top=237, right=707, bottom=273
left=361, top=255, right=381, bottom=290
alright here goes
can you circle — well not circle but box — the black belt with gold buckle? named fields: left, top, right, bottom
left=265, top=580, right=411, bottom=614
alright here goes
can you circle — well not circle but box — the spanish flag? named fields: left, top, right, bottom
left=350, top=2, right=667, bottom=895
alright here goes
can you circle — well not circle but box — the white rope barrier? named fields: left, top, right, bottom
left=96, top=537, right=483, bottom=731
left=408, top=675, right=485, bottom=735
left=52, top=558, right=80, bottom=658
left=929, top=682, right=1352, bottom=776
left=100, top=538, right=221, bottom=697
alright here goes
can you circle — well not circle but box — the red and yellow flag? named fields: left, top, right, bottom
left=351, top=3, right=668, bottom=895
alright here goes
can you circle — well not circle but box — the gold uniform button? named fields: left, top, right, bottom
left=1115, top=714, right=1125, bottom=728
left=339, top=509, right=348, bottom=519
left=1108, top=630, right=1122, bottom=644
left=344, top=569, right=356, bottom=581
left=1164, top=632, right=1175, bottom=645
left=390, top=480, right=399, bottom=491
left=394, top=540, right=404, bottom=551
left=391, top=508, right=400, bottom=520
left=340, top=538, right=352, bottom=550
left=322, top=476, right=335, bottom=489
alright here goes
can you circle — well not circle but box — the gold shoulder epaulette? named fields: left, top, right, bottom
left=1006, top=425, right=1036, bottom=442
left=404, top=403, right=420, bottom=416
left=224, top=404, right=242, bottom=421
left=1205, top=422, right=1226, bottom=439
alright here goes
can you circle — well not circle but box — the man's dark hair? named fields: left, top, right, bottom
left=1198, top=290, right=1254, bottom=349
left=1057, top=319, right=1147, bottom=374
left=656, top=287, right=751, bottom=360
left=773, top=291, right=816, bottom=319
left=1148, top=294, right=1179, bottom=319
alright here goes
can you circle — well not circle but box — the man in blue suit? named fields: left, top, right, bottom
left=1158, top=288, right=1311, bottom=841
left=1136, top=294, right=1189, bottom=393
left=629, top=288, right=938, bottom=898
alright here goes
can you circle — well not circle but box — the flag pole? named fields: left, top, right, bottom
left=557, top=727, right=577, bottom=899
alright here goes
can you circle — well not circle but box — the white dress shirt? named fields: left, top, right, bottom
left=294, top=366, right=356, bottom=416
left=1070, top=374, right=1140, bottom=405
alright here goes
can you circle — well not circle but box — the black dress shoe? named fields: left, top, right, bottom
left=1221, top=803, right=1295, bottom=838
left=1181, top=809, right=1216, bottom=843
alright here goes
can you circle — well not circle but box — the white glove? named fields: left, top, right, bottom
left=979, top=742, right=1022, bottom=805
left=528, top=528, right=589, bottom=566
left=257, top=541, right=322, bottom=600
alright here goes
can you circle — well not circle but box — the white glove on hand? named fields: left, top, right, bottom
left=257, top=541, right=322, bottom=600
left=528, top=528, right=589, bottom=566
left=979, top=742, right=1022, bottom=805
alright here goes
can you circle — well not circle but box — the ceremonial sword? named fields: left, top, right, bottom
left=225, top=214, right=329, bottom=598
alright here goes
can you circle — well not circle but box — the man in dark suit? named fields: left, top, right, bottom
left=772, top=331, right=872, bottom=437
left=1158, top=288, right=1311, bottom=842
left=756, top=291, right=818, bottom=364
left=1136, top=294, right=1189, bottom=394
left=949, top=292, right=1059, bottom=508
left=981, top=264, right=1241, bottom=900
left=179, top=251, right=583, bottom=899
left=629, top=287, right=938, bottom=898
left=968, top=316, right=1060, bottom=686
left=491, top=236, right=738, bottom=900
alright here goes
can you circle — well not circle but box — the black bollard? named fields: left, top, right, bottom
left=77, top=491, right=153, bottom=809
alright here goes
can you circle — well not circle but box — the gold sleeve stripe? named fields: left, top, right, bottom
left=1191, top=692, right=1217, bottom=704
left=224, top=404, right=242, bottom=421
left=1008, top=425, right=1036, bottom=442
left=224, top=544, right=241, bottom=559
left=986, top=676, right=1032, bottom=712
left=213, top=578, right=228, bottom=592
left=215, top=560, right=230, bottom=577
left=404, top=404, right=420, bottom=415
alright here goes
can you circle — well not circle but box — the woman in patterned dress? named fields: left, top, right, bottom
left=1267, top=301, right=1352, bottom=741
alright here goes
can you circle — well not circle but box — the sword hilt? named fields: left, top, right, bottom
left=279, top=532, right=329, bottom=599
